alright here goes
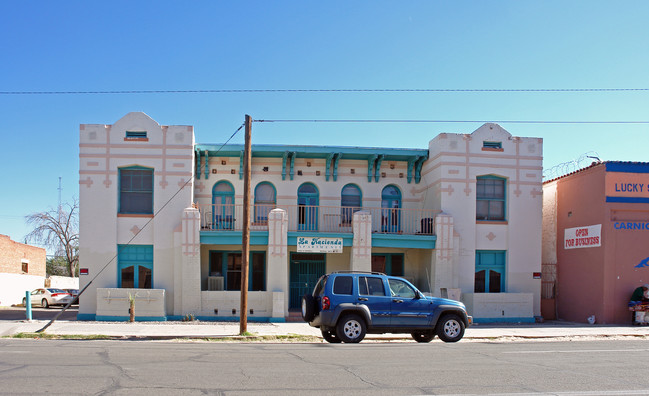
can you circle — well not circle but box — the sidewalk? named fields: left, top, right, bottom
left=2, top=319, right=649, bottom=341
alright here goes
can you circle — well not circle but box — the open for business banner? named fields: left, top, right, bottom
left=564, top=224, right=601, bottom=250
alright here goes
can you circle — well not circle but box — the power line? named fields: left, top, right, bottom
left=36, top=121, right=245, bottom=333
left=2, top=88, right=649, bottom=95
left=254, top=119, right=649, bottom=125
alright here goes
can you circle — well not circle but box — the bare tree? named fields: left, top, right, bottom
left=25, top=198, right=79, bottom=277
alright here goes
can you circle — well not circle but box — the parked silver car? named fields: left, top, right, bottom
left=22, top=288, right=73, bottom=309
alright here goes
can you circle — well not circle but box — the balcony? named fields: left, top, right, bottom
left=196, top=204, right=439, bottom=235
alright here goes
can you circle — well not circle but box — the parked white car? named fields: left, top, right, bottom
left=22, top=288, right=73, bottom=309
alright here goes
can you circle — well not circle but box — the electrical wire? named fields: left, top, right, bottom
left=254, top=119, right=649, bottom=125
left=2, top=88, right=649, bottom=95
left=36, top=122, right=245, bottom=333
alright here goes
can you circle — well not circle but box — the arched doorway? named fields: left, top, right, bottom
left=212, top=181, right=235, bottom=230
left=297, top=183, right=319, bottom=231
left=381, top=185, right=401, bottom=232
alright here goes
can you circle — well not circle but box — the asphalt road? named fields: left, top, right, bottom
left=1, top=339, right=649, bottom=395
left=0, top=306, right=78, bottom=321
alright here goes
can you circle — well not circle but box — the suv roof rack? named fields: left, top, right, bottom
left=331, top=270, right=386, bottom=275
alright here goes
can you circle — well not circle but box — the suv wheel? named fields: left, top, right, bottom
left=436, top=313, right=465, bottom=343
left=301, top=295, right=316, bottom=322
left=321, top=328, right=341, bottom=343
left=411, top=331, right=435, bottom=343
left=336, top=314, right=366, bottom=343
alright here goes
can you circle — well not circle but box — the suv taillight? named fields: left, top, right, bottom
left=322, top=296, right=330, bottom=311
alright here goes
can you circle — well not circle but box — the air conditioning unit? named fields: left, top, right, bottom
left=208, top=276, right=224, bottom=291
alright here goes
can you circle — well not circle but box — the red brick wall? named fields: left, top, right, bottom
left=0, top=235, right=46, bottom=276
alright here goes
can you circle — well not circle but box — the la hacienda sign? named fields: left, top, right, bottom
left=297, top=237, right=343, bottom=253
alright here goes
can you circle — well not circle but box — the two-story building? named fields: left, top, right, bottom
left=78, top=112, right=542, bottom=322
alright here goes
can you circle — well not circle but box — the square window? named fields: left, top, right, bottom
left=119, top=168, right=153, bottom=214
left=476, top=177, right=506, bottom=221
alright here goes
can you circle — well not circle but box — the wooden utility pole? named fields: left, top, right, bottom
left=240, top=114, right=252, bottom=335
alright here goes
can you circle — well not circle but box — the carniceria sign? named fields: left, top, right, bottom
left=297, top=237, right=343, bottom=253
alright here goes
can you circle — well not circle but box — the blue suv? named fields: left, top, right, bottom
left=302, top=271, right=472, bottom=343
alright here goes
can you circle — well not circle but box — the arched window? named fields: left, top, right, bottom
left=381, top=185, right=401, bottom=232
left=297, top=183, right=319, bottom=231
left=212, top=181, right=235, bottom=230
left=254, top=182, right=276, bottom=224
left=341, top=184, right=362, bottom=225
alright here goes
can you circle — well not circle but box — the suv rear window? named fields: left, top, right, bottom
left=359, top=276, right=385, bottom=296
left=333, top=276, right=353, bottom=295
left=313, top=276, right=327, bottom=296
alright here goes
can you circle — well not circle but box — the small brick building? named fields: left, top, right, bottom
left=0, top=234, right=46, bottom=277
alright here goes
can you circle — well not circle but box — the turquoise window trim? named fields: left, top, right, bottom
left=483, top=141, right=502, bottom=149
left=117, top=245, right=153, bottom=288
left=208, top=250, right=266, bottom=291
left=118, top=166, right=154, bottom=215
left=475, top=250, right=506, bottom=293
left=125, top=131, right=147, bottom=138
left=381, top=185, right=402, bottom=233
left=254, top=182, right=276, bottom=223
left=341, top=183, right=362, bottom=225
left=371, top=253, right=404, bottom=276
left=476, top=175, right=507, bottom=221
left=212, top=181, right=235, bottom=230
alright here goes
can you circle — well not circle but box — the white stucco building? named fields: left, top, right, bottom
left=78, top=112, right=542, bottom=322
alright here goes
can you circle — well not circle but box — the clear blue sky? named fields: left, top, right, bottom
left=1, top=1, right=648, bottom=246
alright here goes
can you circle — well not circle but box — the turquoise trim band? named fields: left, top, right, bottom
left=201, top=231, right=269, bottom=245
left=77, top=313, right=96, bottom=321
left=372, top=233, right=436, bottom=249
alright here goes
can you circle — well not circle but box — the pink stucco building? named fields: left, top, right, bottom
left=543, top=162, right=649, bottom=324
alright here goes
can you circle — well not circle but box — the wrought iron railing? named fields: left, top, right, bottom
left=196, top=203, right=438, bottom=235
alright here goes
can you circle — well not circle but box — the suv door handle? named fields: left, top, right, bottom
left=358, top=297, right=368, bottom=301
left=393, top=299, right=403, bottom=303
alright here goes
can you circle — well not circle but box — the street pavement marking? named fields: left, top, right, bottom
left=430, top=391, right=649, bottom=396
left=502, top=348, right=649, bottom=354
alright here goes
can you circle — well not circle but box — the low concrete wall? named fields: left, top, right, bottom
left=463, top=292, right=534, bottom=323
left=0, top=274, right=45, bottom=306
left=96, top=288, right=166, bottom=321
left=200, top=291, right=284, bottom=321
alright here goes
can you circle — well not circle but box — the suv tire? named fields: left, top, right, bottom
left=411, top=330, right=435, bottom=343
left=436, top=313, right=465, bottom=343
left=321, top=328, right=342, bottom=343
left=336, top=314, right=366, bottom=343
left=301, top=295, right=316, bottom=322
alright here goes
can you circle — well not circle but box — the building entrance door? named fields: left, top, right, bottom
left=289, top=253, right=326, bottom=309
